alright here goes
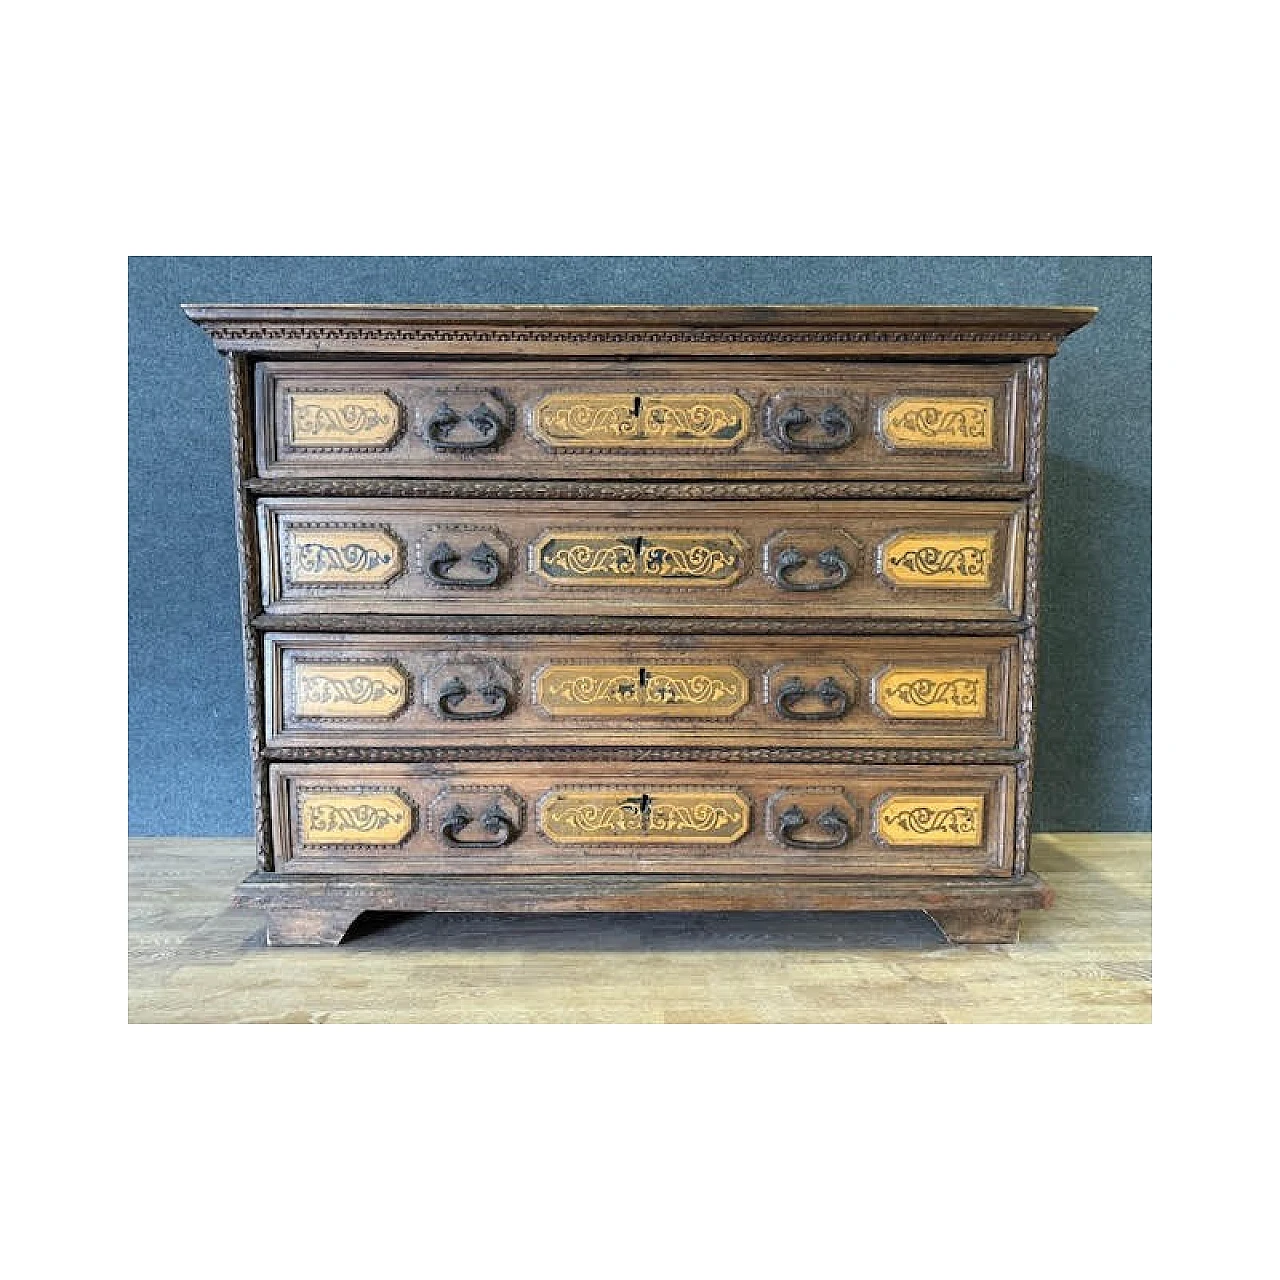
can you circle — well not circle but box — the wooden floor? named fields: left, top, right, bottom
left=128, top=833, right=1150, bottom=1023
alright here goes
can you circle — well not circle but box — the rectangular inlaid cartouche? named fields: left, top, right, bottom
left=287, top=392, right=402, bottom=447
left=534, top=664, right=750, bottom=717
left=292, top=662, right=409, bottom=719
left=534, top=393, right=750, bottom=449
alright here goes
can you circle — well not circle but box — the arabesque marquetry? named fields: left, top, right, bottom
left=185, top=304, right=1094, bottom=944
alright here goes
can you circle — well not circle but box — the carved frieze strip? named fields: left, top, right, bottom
left=263, top=746, right=1025, bottom=765
left=252, top=614, right=1029, bottom=636
left=245, top=479, right=1033, bottom=502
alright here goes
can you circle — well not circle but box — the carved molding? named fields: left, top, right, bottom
left=263, top=745, right=1025, bottom=765
left=248, top=478, right=1033, bottom=502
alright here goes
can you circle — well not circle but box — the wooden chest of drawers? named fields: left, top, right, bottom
left=185, top=304, right=1095, bottom=945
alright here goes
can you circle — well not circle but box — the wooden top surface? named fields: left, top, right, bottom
left=182, top=304, right=1098, bottom=358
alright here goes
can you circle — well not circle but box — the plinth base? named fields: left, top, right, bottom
left=233, top=871, right=1053, bottom=946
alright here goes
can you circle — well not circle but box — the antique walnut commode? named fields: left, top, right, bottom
left=184, top=304, right=1095, bottom=945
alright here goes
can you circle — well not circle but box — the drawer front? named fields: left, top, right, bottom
left=255, top=361, right=1025, bottom=482
left=258, top=498, right=1025, bottom=621
left=264, top=633, right=1020, bottom=749
left=270, top=762, right=1015, bottom=876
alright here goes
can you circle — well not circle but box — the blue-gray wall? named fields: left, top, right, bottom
left=128, top=256, right=1151, bottom=835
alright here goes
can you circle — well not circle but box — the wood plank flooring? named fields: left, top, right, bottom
left=127, top=833, right=1151, bottom=1023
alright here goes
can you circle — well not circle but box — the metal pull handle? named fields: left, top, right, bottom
left=441, top=802, right=519, bottom=849
left=774, top=676, right=850, bottom=721
left=424, top=540, right=503, bottom=587
left=774, top=545, right=850, bottom=591
left=773, top=404, right=854, bottom=452
left=777, top=805, right=851, bottom=850
left=437, top=676, right=512, bottom=720
left=425, top=401, right=507, bottom=451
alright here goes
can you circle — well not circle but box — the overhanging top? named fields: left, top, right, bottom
left=182, top=304, right=1097, bottom=359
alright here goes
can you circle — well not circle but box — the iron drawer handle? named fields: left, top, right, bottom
left=773, top=403, right=854, bottom=452
left=441, top=802, right=519, bottom=849
left=774, top=676, right=850, bottom=721
left=425, top=401, right=507, bottom=450
left=774, top=545, right=850, bottom=591
left=777, top=805, right=851, bottom=850
left=437, top=676, right=512, bottom=720
left=424, top=540, right=503, bottom=587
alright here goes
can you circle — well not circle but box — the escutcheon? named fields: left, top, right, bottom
left=880, top=396, right=994, bottom=450
left=873, top=667, right=988, bottom=719
left=287, top=392, right=402, bottom=448
left=539, top=789, right=751, bottom=844
left=533, top=393, right=750, bottom=449
left=535, top=664, right=749, bottom=717
left=874, top=794, right=985, bottom=848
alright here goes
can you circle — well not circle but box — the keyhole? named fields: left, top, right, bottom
left=633, top=396, right=642, bottom=416
left=638, top=667, right=649, bottom=687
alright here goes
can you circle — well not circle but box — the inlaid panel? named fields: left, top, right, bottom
left=878, top=532, right=996, bottom=588
left=874, top=794, right=986, bottom=848
left=872, top=667, right=988, bottom=720
left=539, top=790, right=752, bottom=845
left=532, top=393, right=750, bottom=449
left=263, top=635, right=1019, bottom=748
left=879, top=396, right=995, bottom=451
left=534, top=663, right=750, bottom=718
left=254, top=361, right=1025, bottom=481
left=257, top=498, right=1024, bottom=620
left=270, top=762, right=1015, bottom=875
left=292, top=661, right=410, bottom=719
left=285, top=391, right=403, bottom=448
left=281, top=526, right=405, bottom=588
left=295, top=788, right=415, bottom=847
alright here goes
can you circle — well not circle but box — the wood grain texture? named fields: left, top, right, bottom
left=266, top=760, right=1017, bottom=878
left=254, top=360, right=1024, bottom=481
left=262, top=633, right=1021, bottom=750
left=183, top=304, right=1096, bottom=924
left=182, top=303, right=1099, bottom=358
left=127, top=833, right=1150, bottom=1023
left=256, top=497, right=1026, bottom=621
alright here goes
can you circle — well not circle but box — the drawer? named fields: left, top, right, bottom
left=269, top=762, right=1016, bottom=876
left=264, top=633, right=1020, bottom=749
left=255, top=360, right=1026, bottom=483
left=257, top=498, right=1025, bottom=622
